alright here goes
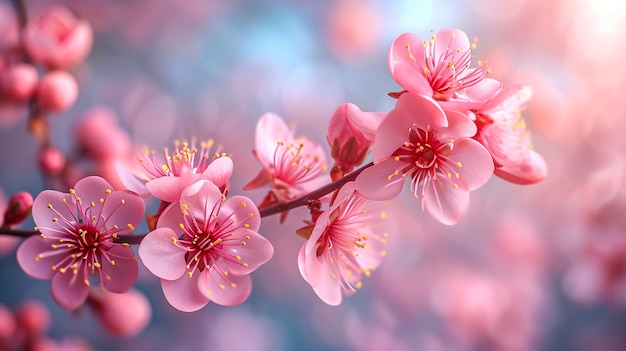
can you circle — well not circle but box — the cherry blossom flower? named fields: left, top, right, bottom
left=355, top=93, right=493, bottom=225
left=244, top=113, right=328, bottom=214
left=16, top=176, right=145, bottom=310
left=474, top=83, right=547, bottom=184
left=327, top=103, right=386, bottom=180
left=138, top=180, right=273, bottom=312
left=388, top=28, right=501, bottom=111
left=298, top=181, right=389, bottom=305
left=23, top=5, right=93, bottom=69
left=118, top=138, right=232, bottom=202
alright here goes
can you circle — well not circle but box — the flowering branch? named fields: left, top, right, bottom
left=258, top=161, right=373, bottom=218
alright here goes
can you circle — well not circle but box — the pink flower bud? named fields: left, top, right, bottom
left=327, top=103, right=385, bottom=178
left=88, top=289, right=151, bottom=337
left=3, top=191, right=33, bottom=227
left=23, top=5, right=93, bottom=69
left=0, top=63, right=39, bottom=101
left=15, top=300, right=51, bottom=336
left=38, top=146, right=66, bottom=176
left=37, top=71, right=78, bottom=112
left=0, top=3, right=19, bottom=51
left=0, top=303, right=17, bottom=342
left=74, top=107, right=132, bottom=160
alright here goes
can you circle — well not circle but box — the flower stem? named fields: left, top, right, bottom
left=259, top=162, right=373, bottom=218
left=0, top=228, right=38, bottom=238
left=11, top=0, right=28, bottom=28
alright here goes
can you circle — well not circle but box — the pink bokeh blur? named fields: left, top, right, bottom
left=1, top=0, right=626, bottom=350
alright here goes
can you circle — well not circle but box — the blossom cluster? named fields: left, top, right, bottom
left=0, top=1, right=549, bottom=342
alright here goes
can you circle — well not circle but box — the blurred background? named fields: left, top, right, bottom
left=1, top=0, right=626, bottom=350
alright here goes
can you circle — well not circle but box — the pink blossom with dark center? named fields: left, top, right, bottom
left=355, top=93, right=493, bottom=225
left=138, top=180, right=273, bottom=312
left=298, top=181, right=389, bottom=305
left=388, top=28, right=501, bottom=111
left=16, top=176, right=145, bottom=310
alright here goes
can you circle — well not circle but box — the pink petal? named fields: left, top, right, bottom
left=100, top=244, right=138, bottom=293
left=345, top=104, right=386, bottom=141
left=355, top=158, right=405, bottom=201
left=200, top=156, right=233, bottom=189
left=433, top=28, right=470, bottom=63
left=220, top=228, right=274, bottom=275
left=448, top=138, right=494, bottom=191
left=155, top=203, right=185, bottom=231
left=220, top=195, right=261, bottom=232
left=255, top=113, right=293, bottom=168
left=179, top=180, right=222, bottom=223
left=297, top=244, right=309, bottom=283
left=304, top=252, right=342, bottom=306
left=443, top=110, right=477, bottom=139
left=331, top=181, right=357, bottom=210
left=161, top=272, right=209, bottom=312
left=100, top=190, right=145, bottom=235
left=115, top=162, right=150, bottom=197
left=481, top=83, right=532, bottom=116
left=461, top=77, right=502, bottom=103
left=198, top=269, right=252, bottom=306
left=50, top=269, right=90, bottom=310
left=16, top=236, right=58, bottom=279
left=299, top=241, right=322, bottom=284
left=494, top=150, right=547, bottom=185
left=73, top=176, right=114, bottom=206
left=146, top=173, right=199, bottom=203
left=373, top=93, right=446, bottom=162
left=354, top=233, right=386, bottom=270
left=31, top=190, right=73, bottom=230
left=138, top=228, right=187, bottom=280
left=423, top=177, right=470, bottom=225
left=388, top=32, right=433, bottom=95
left=305, top=211, right=331, bottom=253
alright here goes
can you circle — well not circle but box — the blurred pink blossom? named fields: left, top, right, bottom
left=23, top=5, right=93, bottom=69
left=36, top=70, right=78, bottom=112
left=74, top=107, right=132, bottom=163
left=87, top=288, right=151, bottom=337
left=0, top=63, right=39, bottom=101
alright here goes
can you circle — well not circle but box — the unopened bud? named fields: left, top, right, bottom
left=39, top=146, right=66, bottom=176
left=327, top=103, right=385, bottom=177
left=37, top=70, right=78, bottom=112
left=3, top=192, right=33, bottom=227
left=88, top=289, right=151, bottom=337
left=15, top=300, right=51, bottom=337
